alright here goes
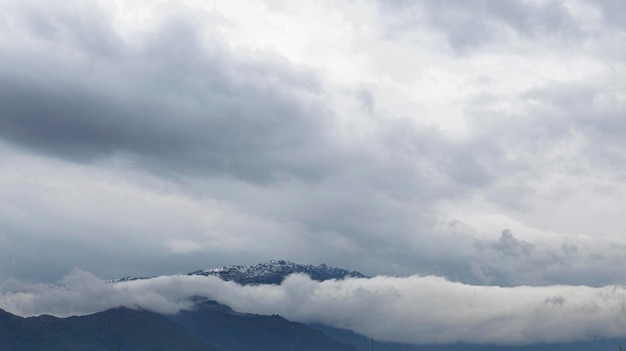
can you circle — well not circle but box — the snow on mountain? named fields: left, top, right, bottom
left=188, top=260, right=368, bottom=285
left=112, top=260, right=368, bottom=285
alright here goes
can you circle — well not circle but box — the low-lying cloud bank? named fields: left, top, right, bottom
left=2, top=270, right=626, bottom=345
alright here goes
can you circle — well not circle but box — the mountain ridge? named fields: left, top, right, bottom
left=116, top=259, right=368, bottom=285
left=0, top=301, right=357, bottom=351
left=0, top=306, right=215, bottom=351
left=188, top=259, right=368, bottom=285
left=170, top=298, right=358, bottom=351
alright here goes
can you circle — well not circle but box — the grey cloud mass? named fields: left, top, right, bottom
left=0, top=0, right=331, bottom=183
left=2, top=0, right=626, bottom=344
left=4, top=271, right=626, bottom=345
left=378, top=0, right=580, bottom=53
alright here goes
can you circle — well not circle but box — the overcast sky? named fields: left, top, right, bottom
left=2, top=0, right=626, bottom=329
left=3, top=0, right=626, bottom=344
left=2, top=0, right=626, bottom=285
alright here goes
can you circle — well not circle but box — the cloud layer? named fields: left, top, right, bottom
left=3, top=271, right=626, bottom=345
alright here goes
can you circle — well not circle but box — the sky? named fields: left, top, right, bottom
left=2, top=0, right=626, bottom=344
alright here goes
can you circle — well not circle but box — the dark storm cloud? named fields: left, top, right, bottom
left=0, top=0, right=333, bottom=183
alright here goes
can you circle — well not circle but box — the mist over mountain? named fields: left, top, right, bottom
left=5, top=260, right=626, bottom=348
left=3, top=291, right=626, bottom=351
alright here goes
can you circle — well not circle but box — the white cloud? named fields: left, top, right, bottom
left=4, top=271, right=626, bottom=345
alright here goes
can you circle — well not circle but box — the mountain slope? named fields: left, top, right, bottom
left=0, top=307, right=215, bottom=351
left=0, top=303, right=357, bottom=351
left=169, top=298, right=358, bottom=351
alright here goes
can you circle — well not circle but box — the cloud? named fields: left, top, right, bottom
left=0, top=0, right=626, bottom=291
left=589, top=0, right=626, bottom=31
left=0, top=0, right=333, bottom=183
left=377, top=0, right=580, bottom=53
left=0, top=270, right=191, bottom=316
left=4, top=271, right=626, bottom=345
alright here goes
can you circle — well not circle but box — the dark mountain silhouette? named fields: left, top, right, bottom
left=0, top=307, right=214, bottom=351
left=169, top=298, right=357, bottom=351
left=0, top=302, right=356, bottom=351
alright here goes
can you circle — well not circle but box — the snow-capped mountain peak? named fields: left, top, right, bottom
left=187, top=259, right=368, bottom=285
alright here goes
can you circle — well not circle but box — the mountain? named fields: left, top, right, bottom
left=0, top=307, right=214, bottom=351
left=187, top=259, right=368, bottom=285
left=115, top=259, right=368, bottom=284
left=4, top=303, right=626, bottom=351
left=169, top=298, right=358, bottom=351
left=0, top=301, right=357, bottom=351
